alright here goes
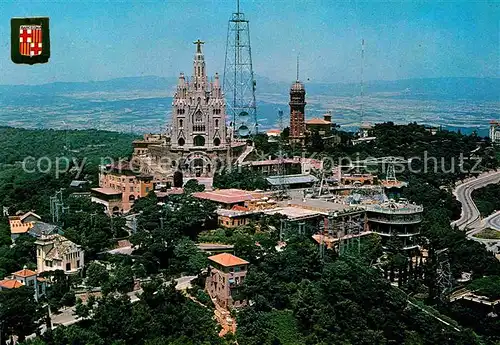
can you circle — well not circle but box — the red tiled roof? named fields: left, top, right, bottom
left=91, top=187, right=122, bottom=196
left=0, top=279, right=24, bottom=289
left=306, top=118, right=331, bottom=125
left=193, top=189, right=255, bottom=204
left=12, top=268, right=37, bottom=278
left=208, top=253, right=249, bottom=267
left=266, top=129, right=281, bottom=136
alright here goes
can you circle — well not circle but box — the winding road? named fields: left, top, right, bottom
left=451, top=170, right=500, bottom=230
left=484, top=210, right=500, bottom=231
left=451, top=170, right=500, bottom=252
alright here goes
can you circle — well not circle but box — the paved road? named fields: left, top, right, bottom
left=465, top=211, right=500, bottom=252
left=19, top=275, right=197, bottom=343
left=484, top=210, right=500, bottom=231
left=451, top=170, right=500, bottom=230
left=451, top=170, right=500, bottom=252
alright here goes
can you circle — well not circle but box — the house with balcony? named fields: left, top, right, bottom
left=205, top=253, right=249, bottom=309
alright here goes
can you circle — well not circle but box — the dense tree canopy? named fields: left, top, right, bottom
left=22, top=281, right=224, bottom=345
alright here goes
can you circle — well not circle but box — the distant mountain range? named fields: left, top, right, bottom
left=1, top=76, right=498, bottom=101
left=0, top=76, right=498, bottom=135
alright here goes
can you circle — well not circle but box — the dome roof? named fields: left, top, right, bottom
left=290, top=80, right=305, bottom=91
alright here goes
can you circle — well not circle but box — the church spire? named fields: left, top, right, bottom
left=193, top=39, right=207, bottom=88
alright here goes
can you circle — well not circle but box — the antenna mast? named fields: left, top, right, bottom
left=223, top=0, right=258, bottom=139
left=296, top=54, right=299, bottom=81
left=360, top=39, right=365, bottom=131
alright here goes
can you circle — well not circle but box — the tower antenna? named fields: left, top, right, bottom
left=296, top=54, right=299, bottom=81
left=360, top=39, right=365, bottom=131
left=223, top=0, right=258, bottom=139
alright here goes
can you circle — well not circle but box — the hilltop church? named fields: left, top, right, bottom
left=132, top=40, right=247, bottom=181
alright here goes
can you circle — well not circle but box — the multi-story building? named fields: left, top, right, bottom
left=289, top=79, right=306, bottom=143
left=365, top=200, right=422, bottom=252
left=35, top=234, right=85, bottom=274
left=489, top=120, right=500, bottom=143
left=94, top=161, right=154, bottom=214
left=206, top=253, right=249, bottom=309
left=0, top=266, right=46, bottom=301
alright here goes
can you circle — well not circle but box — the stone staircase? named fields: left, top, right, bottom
left=236, top=145, right=254, bottom=165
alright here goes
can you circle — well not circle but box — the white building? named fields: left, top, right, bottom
left=489, top=121, right=500, bottom=143
left=0, top=266, right=47, bottom=301
left=35, top=234, right=84, bottom=274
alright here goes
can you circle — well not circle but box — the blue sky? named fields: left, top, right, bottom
left=0, top=0, right=498, bottom=85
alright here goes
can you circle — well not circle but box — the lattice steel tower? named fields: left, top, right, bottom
left=223, top=0, right=258, bottom=138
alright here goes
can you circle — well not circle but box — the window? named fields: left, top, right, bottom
left=179, top=119, right=183, bottom=127
left=193, top=135, right=205, bottom=146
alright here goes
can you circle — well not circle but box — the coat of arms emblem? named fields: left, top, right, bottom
left=19, top=25, right=43, bottom=56
left=11, top=17, right=50, bottom=64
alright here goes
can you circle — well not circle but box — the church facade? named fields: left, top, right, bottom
left=171, top=39, right=227, bottom=151
left=132, top=40, right=245, bottom=180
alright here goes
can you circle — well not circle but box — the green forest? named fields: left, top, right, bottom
left=0, top=126, right=137, bottom=216
left=472, top=183, right=500, bottom=217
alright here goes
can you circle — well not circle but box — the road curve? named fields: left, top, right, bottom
left=484, top=211, right=500, bottom=231
left=451, top=170, right=500, bottom=230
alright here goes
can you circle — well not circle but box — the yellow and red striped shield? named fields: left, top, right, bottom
left=19, top=25, right=43, bottom=57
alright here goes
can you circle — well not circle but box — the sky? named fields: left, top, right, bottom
left=0, top=0, right=498, bottom=85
